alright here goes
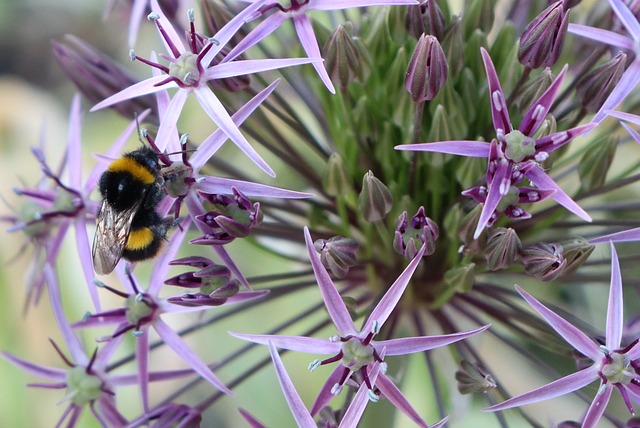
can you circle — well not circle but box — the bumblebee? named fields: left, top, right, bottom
left=92, top=146, right=172, bottom=275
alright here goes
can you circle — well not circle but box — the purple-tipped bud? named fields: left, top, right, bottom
left=485, top=228, right=522, bottom=270
left=51, top=36, right=157, bottom=123
left=359, top=171, right=393, bottom=222
left=194, top=188, right=262, bottom=245
left=393, top=207, right=439, bottom=260
left=576, top=52, right=627, bottom=113
left=324, top=24, right=363, bottom=91
left=405, top=34, right=448, bottom=102
left=165, top=257, right=239, bottom=306
left=455, top=360, right=496, bottom=394
left=558, top=237, right=594, bottom=275
left=522, top=242, right=566, bottom=281
left=518, top=1, right=569, bottom=69
left=405, top=1, right=446, bottom=40
left=314, top=236, right=359, bottom=278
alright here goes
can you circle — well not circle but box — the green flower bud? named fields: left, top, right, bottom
left=323, top=153, right=352, bottom=197
left=576, top=51, right=627, bottom=113
left=463, top=0, right=496, bottom=39
left=441, top=15, right=465, bottom=77
left=485, top=228, right=522, bottom=270
left=516, top=68, right=554, bottom=112
left=444, top=263, right=475, bottom=292
left=459, top=204, right=486, bottom=252
left=559, top=237, right=594, bottom=275
left=428, top=104, right=454, bottom=142
left=406, top=34, right=448, bottom=102
left=358, top=171, right=393, bottom=222
left=578, top=132, right=617, bottom=191
left=522, top=242, right=566, bottom=281
left=324, top=23, right=363, bottom=91
left=518, top=1, right=569, bottom=69
left=455, top=360, right=496, bottom=395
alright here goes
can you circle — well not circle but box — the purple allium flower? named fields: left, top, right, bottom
left=568, top=0, right=640, bottom=124
left=396, top=48, right=593, bottom=238
left=224, top=0, right=419, bottom=93
left=231, top=227, right=489, bottom=426
left=486, top=242, right=640, bottom=427
left=92, top=0, right=318, bottom=177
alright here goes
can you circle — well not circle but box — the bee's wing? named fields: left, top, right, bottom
left=92, top=199, right=141, bottom=275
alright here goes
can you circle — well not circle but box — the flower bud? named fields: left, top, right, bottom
left=518, top=1, right=569, bottom=69
left=516, top=68, right=554, bottom=112
left=393, top=207, right=439, bottom=260
left=576, top=52, right=626, bottom=113
left=193, top=188, right=262, bottom=245
left=441, top=15, right=464, bottom=76
left=463, top=0, right=496, bottom=38
left=359, top=171, right=393, bottom=222
left=405, top=1, right=446, bottom=40
left=405, top=34, right=448, bottom=102
left=455, top=360, right=496, bottom=394
left=558, top=237, right=594, bottom=275
left=485, top=228, right=522, bottom=270
left=578, top=132, right=617, bottom=191
left=522, top=242, right=566, bottom=281
left=323, top=153, right=352, bottom=197
left=458, top=204, right=487, bottom=251
left=51, top=36, right=157, bottom=123
left=314, top=236, right=359, bottom=278
left=324, top=24, right=363, bottom=91
left=444, top=263, right=475, bottom=293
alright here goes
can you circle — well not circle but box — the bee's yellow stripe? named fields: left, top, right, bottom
left=125, top=227, right=155, bottom=251
left=108, top=157, right=156, bottom=185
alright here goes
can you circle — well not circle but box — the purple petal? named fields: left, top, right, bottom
left=606, top=242, right=624, bottom=349
left=376, top=373, right=430, bottom=427
left=239, top=408, right=267, bottom=428
left=74, top=218, right=101, bottom=312
left=198, top=176, right=313, bottom=199
left=481, top=48, right=512, bottom=134
left=534, top=123, right=596, bottom=154
left=568, top=24, right=633, bottom=50
left=524, top=166, right=592, bottom=222
left=148, top=216, right=191, bottom=296
left=293, top=14, right=335, bottom=93
left=193, top=87, right=275, bottom=177
left=154, top=318, right=232, bottom=394
left=395, top=141, right=491, bottom=157
left=338, top=359, right=385, bottom=428
left=150, top=0, right=186, bottom=54
left=310, top=0, right=418, bottom=10
left=66, top=95, right=83, bottom=188
left=582, top=384, right=612, bottom=428
left=1, top=352, right=66, bottom=381
left=136, top=330, right=150, bottom=411
left=474, top=159, right=510, bottom=239
left=268, top=342, right=316, bottom=428
left=515, top=285, right=601, bottom=361
left=485, top=367, right=598, bottom=411
left=229, top=332, right=340, bottom=355
left=201, top=0, right=270, bottom=67
left=363, top=245, right=426, bottom=332
left=310, top=365, right=348, bottom=416
left=127, top=0, right=147, bottom=47
left=205, top=58, right=318, bottom=81
left=304, top=227, right=357, bottom=335
left=91, top=75, right=176, bottom=111
left=190, top=79, right=280, bottom=171
left=377, top=325, right=490, bottom=356
left=223, top=12, right=288, bottom=63
left=519, top=65, right=567, bottom=136
left=590, top=226, right=640, bottom=243
left=608, top=0, right=640, bottom=43
left=154, top=89, right=188, bottom=152
left=44, top=264, right=88, bottom=365
left=606, top=110, right=640, bottom=126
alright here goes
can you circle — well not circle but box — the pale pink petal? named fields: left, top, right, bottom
left=395, top=141, right=491, bottom=157
left=582, top=384, right=612, bottom=428
left=606, top=242, right=624, bottom=350
left=229, top=332, right=340, bottom=355
left=293, top=14, right=334, bottom=93
left=568, top=24, right=633, bottom=50
left=377, top=325, right=490, bottom=356
left=608, top=0, right=640, bottom=43
left=376, top=372, right=430, bottom=427
left=91, top=75, right=176, bottom=111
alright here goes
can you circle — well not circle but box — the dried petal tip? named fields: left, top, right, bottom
left=393, top=207, right=439, bottom=260
left=314, top=236, right=359, bottom=279
left=576, top=52, right=626, bottom=114
left=522, top=242, right=566, bottom=281
left=358, top=171, right=393, bottom=222
left=405, top=34, right=448, bottom=102
left=455, top=360, right=496, bottom=394
left=324, top=23, right=363, bottom=91
left=518, top=1, right=569, bottom=69
left=485, top=228, right=522, bottom=270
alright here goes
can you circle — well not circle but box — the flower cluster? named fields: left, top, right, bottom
left=3, top=0, right=640, bottom=427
